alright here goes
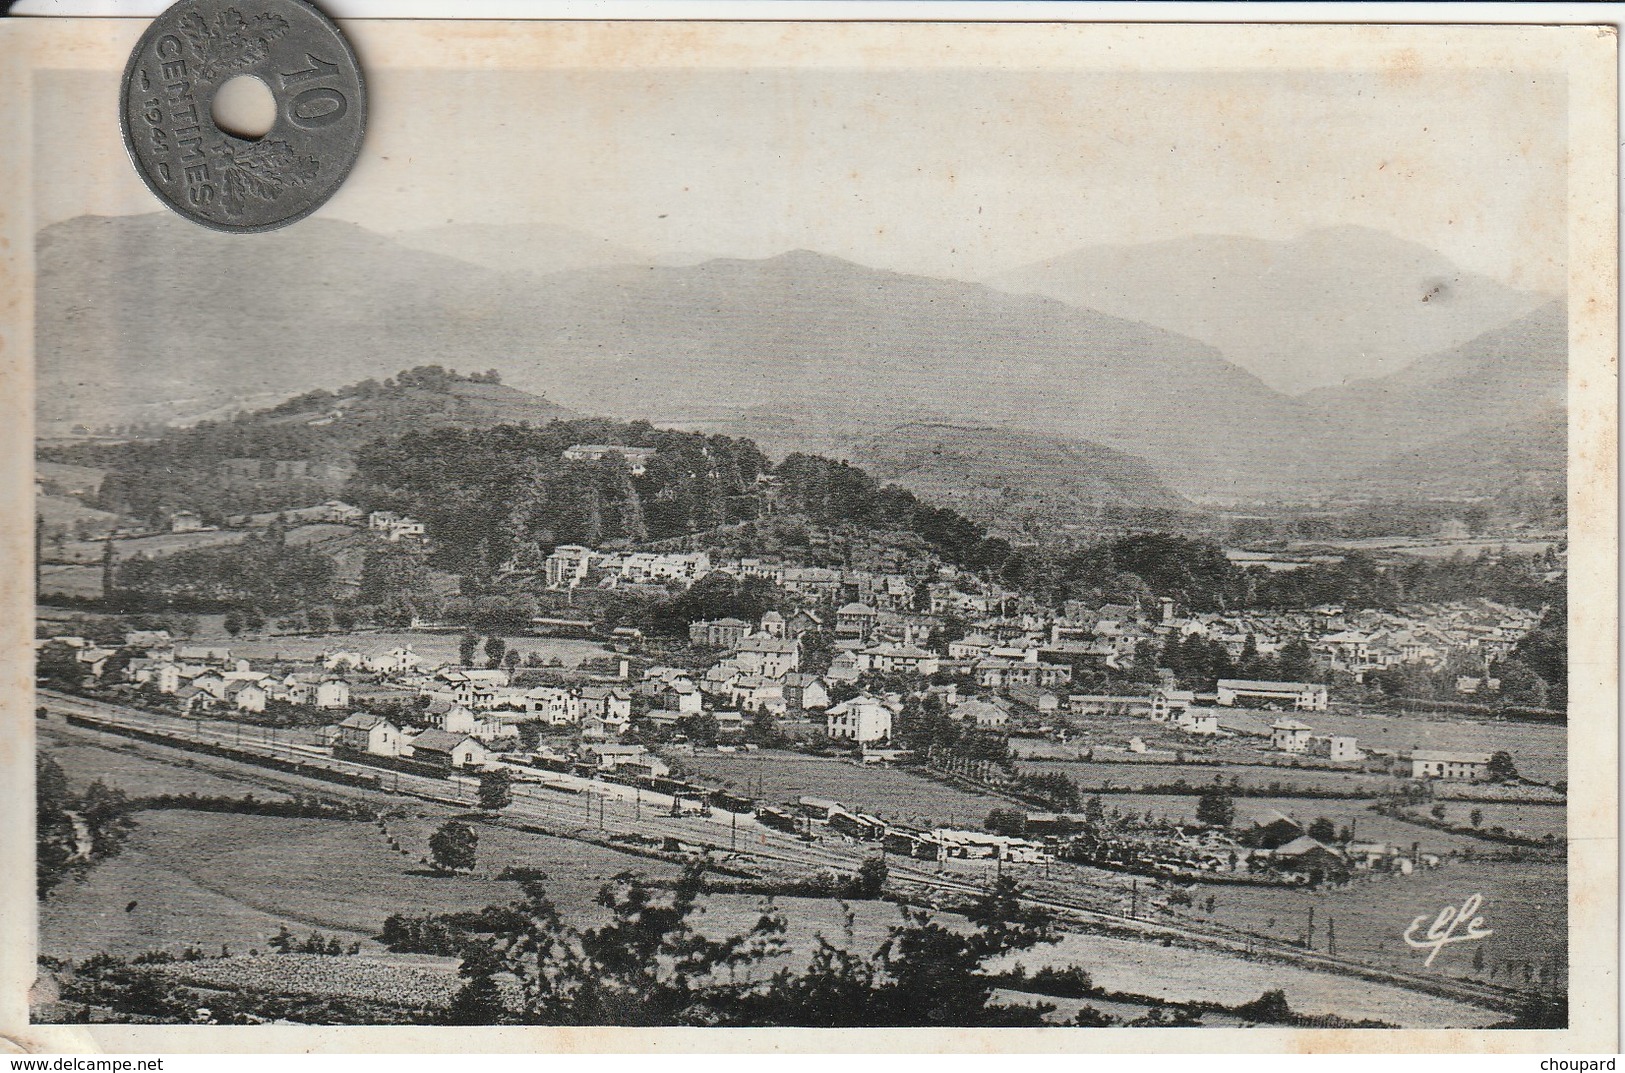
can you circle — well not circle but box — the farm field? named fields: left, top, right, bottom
left=36, top=492, right=120, bottom=535
left=1286, top=537, right=1557, bottom=559
left=1090, top=794, right=1491, bottom=854
left=1217, top=709, right=1566, bottom=784
left=1017, top=759, right=1401, bottom=796
left=1401, top=801, right=1566, bottom=841
left=990, top=930, right=1500, bottom=1027
left=36, top=809, right=683, bottom=960
left=1164, top=859, right=1566, bottom=992
left=152, top=952, right=464, bottom=1009
left=37, top=460, right=110, bottom=492
left=39, top=724, right=294, bottom=800
left=56, top=528, right=251, bottom=565
left=668, top=748, right=1014, bottom=828
left=38, top=564, right=105, bottom=600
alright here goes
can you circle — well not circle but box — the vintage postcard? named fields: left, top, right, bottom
left=0, top=13, right=1616, bottom=1054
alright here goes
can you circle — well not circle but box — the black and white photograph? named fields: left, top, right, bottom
left=3, top=12, right=1616, bottom=1051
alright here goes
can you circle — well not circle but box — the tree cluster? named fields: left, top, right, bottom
left=113, top=531, right=336, bottom=611
left=440, top=863, right=1057, bottom=1027
left=37, top=753, right=136, bottom=897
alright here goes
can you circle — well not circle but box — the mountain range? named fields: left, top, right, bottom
left=989, top=226, right=1551, bottom=396
left=36, top=212, right=1566, bottom=510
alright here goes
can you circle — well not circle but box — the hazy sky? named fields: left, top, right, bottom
left=38, top=64, right=1567, bottom=290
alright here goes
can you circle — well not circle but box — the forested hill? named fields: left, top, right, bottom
left=257, top=366, right=577, bottom=441
left=349, top=423, right=772, bottom=576
left=39, top=368, right=577, bottom=527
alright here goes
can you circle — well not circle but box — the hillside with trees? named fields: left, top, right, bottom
left=40, top=367, right=574, bottom=529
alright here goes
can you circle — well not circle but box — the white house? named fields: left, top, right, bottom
left=1410, top=750, right=1492, bottom=780
left=656, top=681, right=703, bottom=715
left=336, top=713, right=406, bottom=757
left=1309, top=735, right=1363, bottom=762
left=1150, top=688, right=1195, bottom=722
left=578, top=685, right=632, bottom=727
left=224, top=679, right=267, bottom=713
left=365, top=647, right=423, bottom=675
left=524, top=686, right=576, bottom=725
left=732, top=636, right=801, bottom=679
left=1178, top=708, right=1220, bottom=736
left=544, top=545, right=595, bottom=589
left=315, top=678, right=350, bottom=709
left=781, top=673, right=831, bottom=712
left=862, top=643, right=939, bottom=677
left=825, top=695, right=894, bottom=743
left=1270, top=719, right=1314, bottom=753
left=947, top=634, right=995, bottom=660
left=170, top=510, right=205, bottom=533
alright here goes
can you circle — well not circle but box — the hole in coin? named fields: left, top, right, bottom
left=211, top=74, right=277, bottom=140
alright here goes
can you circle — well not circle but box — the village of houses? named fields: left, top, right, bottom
left=40, top=477, right=1558, bottom=892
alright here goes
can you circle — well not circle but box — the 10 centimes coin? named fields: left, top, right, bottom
left=120, top=0, right=366, bottom=233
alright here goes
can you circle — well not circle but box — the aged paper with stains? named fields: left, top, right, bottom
left=0, top=16, right=1615, bottom=1054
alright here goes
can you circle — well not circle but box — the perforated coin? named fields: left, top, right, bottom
left=120, top=0, right=366, bottom=232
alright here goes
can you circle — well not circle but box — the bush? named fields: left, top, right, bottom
left=1235, top=989, right=1294, bottom=1024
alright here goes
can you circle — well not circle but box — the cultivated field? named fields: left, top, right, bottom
left=36, top=492, right=120, bottom=535
left=40, top=724, right=294, bottom=800
left=991, top=930, right=1502, bottom=1027
left=1286, top=537, right=1557, bottom=560
left=153, top=952, right=464, bottom=1009
left=1017, top=759, right=1401, bottom=796
left=1216, top=709, right=1567, bottom=784
left=1090, top=794, right=1492, bottom=854
left=669, top=748, right=1014, bottom=828
left=1162, top=859, right=1567, bottom=992
left=38, top=564, right=106, bottom=600
left=37, top=460, right=110, bottom=492
left=1401, top=801, right=1566, bottom=841
left=36, top=809, right=680, bottom=960
left=34, top=733, right=1519, bottom=1028
left=56, top=529, right=251, bottom=564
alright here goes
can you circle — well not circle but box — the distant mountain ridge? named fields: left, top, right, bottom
left=1304, top=300, right=1567, bottom=456
left=468, top=248, right=1336, bottom=499
left=37, top=214, right=1331, bottom=499
left=392, top=221, right=650, bottom=277
left=989, top=226, right=1551, bottom=395
left=36, top=213, right=547, bottom=434
left=36, top=213, right=1566, bottom=510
